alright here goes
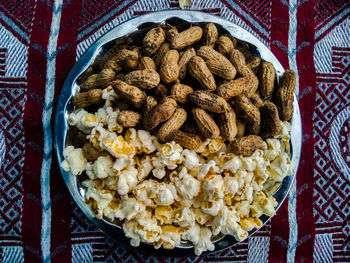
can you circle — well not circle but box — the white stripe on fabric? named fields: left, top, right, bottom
left=2, top=246, right=24, bottom=263
left=247, top=237, right=270, bottom=263
left=287, top=0, right=299, bottom=262
left=72, top=243, right=93, bottom=263
left=315, top=8, right=350, bottom=40
left=313, top=234, right=333, bottom=263
left=41, top=0, right=63, bottom=262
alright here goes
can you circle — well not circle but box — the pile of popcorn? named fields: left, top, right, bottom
left=61, top=87, right=293, bottom=255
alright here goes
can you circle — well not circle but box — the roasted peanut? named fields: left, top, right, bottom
left=112, top=80, right=146, bottom=108
left=216, top=36, right=234, bottom=58
left=178, top=47, right=196, bottom=80
left=275, top=69, right=296, bottom=121
left=155, top=84, right=169, bottom=101
left=139, top=56, right=157, bottom=71
left=170, top=26, right=203, bottom=50
left=259, top=62, right=276, bottom=99
left=171, top=83, right=194, bottom=104
left=155, top=43, right=170, bottom=68
left=146, top=97, right=177, bottom=130
left=218, top=104, right=237, bottom=141
left=174, top=130, right=202, bottom=150
left=157, top=108, right=187, bottom=142
left=143, top=26, right=166, bottom=56
left=216, top=77, right=246, bottom=100
left=117, top=110, right=142, bottom=128
left=72, top=89, right=103, bottom=108
left=260, top=101, right=281, bottom=138
left=203, top=23, right=218, bottom=47
left=231, top=135, right=264, bottom=157
left=192, top=108, right=220, bottom=138
left=197, top=46, right=236, bottom=80
left=159, top=50, right=180, bottom=84
left=230, top=49, right=259, bottom=96
left=124, top=69, right=160, bottom=89
left=187, top=56, right=216, bottom=91
left=234, top=95, right=260, bottom=135
left=189, top=90, right=228, bottom=113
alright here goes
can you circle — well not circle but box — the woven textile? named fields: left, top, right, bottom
left=0, top=0, right=349, bottom=262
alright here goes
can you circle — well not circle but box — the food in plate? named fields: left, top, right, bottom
left=60, top=22, right=296, bottom=255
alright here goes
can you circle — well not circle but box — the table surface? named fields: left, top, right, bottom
left=0, top=0, right=349, bottom=262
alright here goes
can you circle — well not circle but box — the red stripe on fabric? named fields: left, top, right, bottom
left=0, top=17, right=29, bottom=44
left=315, top=12, right=350, bottom=43
left=0, top=4, right=28, bottom=34
left=269, top=0, right=290, bottom=262
left=294, top=0, right=317, bottom=261
left=22, top=2, right=52, bottom=262
left=50, top=1, right=82, bottom=262
left=78, top=0, right=137, bottom=43
left=218, top=0, right=269, bottom=43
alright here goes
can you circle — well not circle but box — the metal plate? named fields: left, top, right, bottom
left=54, top=10, right=302, bottom=257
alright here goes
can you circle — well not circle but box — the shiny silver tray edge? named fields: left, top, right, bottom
left=54, top=10, right=302, bottom=257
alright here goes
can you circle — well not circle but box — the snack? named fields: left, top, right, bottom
left=62, top=22, right=296, bottom=255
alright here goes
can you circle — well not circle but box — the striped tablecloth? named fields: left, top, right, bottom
left=0, top=0, right=349, bottom=262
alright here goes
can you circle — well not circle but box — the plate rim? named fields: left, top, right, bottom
left=54, top=9, right=302, bottom=257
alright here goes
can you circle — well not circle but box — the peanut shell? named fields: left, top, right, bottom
left=117, top=110, right=142, bottom=128
left=192, top=108, right=220, bottom=138
left=275, top=69, right=296, bottom=121
left=197, top=46, right=236, bottom=80
left=170, top=26, right=203, bottom=50
left=159, top=50, right=180, bottom=84
left=218, top=104, right=237, bottom=141
left=112, top=80, right=146, bottom=108
left=178, top=47, right=196, bottom=80
left=124, top=69, right=160, bottom=89
left=189, top=90, right=228, bottom=113
left=146, top=98, right=177, bottom=130
left=139, top=56, right=157, bottom=71
left=157, top=108, right=187, bottom=142
left=143, top=26, right=166, bottom=56
left=72, top=89, right=103, bottom=108
left=104, top=49, right=139, bottom=72
left=155, top=84, right=169, bottom=101
left=174, top=130, right=202, bottom=150
left=216, top=36, right=234, bottom=58
left=80, top=74, right=98, bottom=91
left=250, top=92, right=264, bottom=109
left=260, top=101, right=281, bottom=139
left=171, top=83, right=194, bottom=104
left=216, top=77, right=246, bottom=100
left=259, top=62, right=276, bottom=99
left=234, top=95, right=260, bottom=135
left=155, top=43, right=170, bottom=68
left=203, top=23, right=218, bottom=47
left=187, top=56, right=216, bottom=91
left=231, top=135, right=264, bottom=157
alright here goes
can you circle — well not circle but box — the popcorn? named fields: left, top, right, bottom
left=193, top=227, right=215, bottom=256
left=202, top=174, right=224, bottom=199
left=61, top=146, right=87, bottom=175
left=222, top=156, right=242, bottom=173
left=172, top=167, right=200, bottom=199
left=137, top=156, right=153, bottom=181
left=115, top=196, right=145, bottom=221
left=182, top=223, right=201, bottom=244
left=123, top=217, right=161, bottom=247
left=82, top=180, right=113, bottom=219
left=174, top=207, right=195, bottom=227
left=62, top=99, right=294, bottom=255
left=138, top=130, right=157, bottom=154
left=117, top=166, right=138, bottom=195
left=155, top=183, right=177, bottom=206
left=201, top=198, right=224, bottom=216
left=86, top=156, right=114, bottom=179
left=102, top=86, right=119, bottom=102
left=154, top=206, right=175, bottom=224
left=133, top=180, right=158, bottom=206
left=68, top=108, right=98, bottom=134
left=155, top=225, right=182, bottom=249
left=197, top=160, right=220, bottom=180
left=182, top=149, right=201, bottom=169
